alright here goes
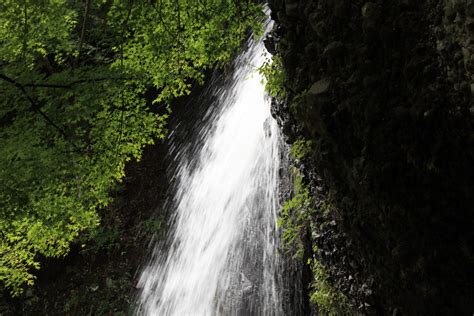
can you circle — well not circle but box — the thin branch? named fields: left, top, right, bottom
left=22, top=77, right=133, bottom=89
left=114, top=0, right=134, bottom=158
left=77, top=0, right=90, bottom=63
left=0, top=73, right=80, bottom=150
left=175, top=0, right=183, bottom=69
left=22, top=0, right=28, bottom=58
left=152, top=0, right=174, bottom=37
left=121, top=1, right=133, bottom=40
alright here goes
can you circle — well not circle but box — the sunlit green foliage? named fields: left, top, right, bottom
left=279, top=174, right=352, bottom=314
left=259, top=54, right=286, bottom=101
left=0, top=0, right=263, bottom=295
left=309, top=257, right=352, bottom=316
left=290, top=138, right=313, bottom=161
left=279, top=163, right=351, bottom=314
left=279, top=139, right=313, bottom=256
left=278, top=169, right=313, bottom=258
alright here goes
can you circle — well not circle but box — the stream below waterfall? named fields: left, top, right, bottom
left=135, top=16, right=296, bottom=316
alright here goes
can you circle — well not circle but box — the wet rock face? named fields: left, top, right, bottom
left=269, top=0, right=474, bottom=314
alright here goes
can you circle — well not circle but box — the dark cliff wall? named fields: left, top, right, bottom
left=268, top=0, right=474, bottom=314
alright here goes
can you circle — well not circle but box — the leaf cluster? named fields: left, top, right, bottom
left=290, top=138, right=313, bottom=161
left=258, top=54, right=286, bottom=102
left=309, top=258, right=352, bottom=316
left=0, top=0, right=263, bottom=295
left=278, top=169, right=314, bottom=259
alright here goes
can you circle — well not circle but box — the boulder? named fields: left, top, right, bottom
left=308, top=78, right=331, bottom=96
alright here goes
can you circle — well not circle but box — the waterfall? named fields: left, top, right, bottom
left=136, top=17, right=283, bottom=316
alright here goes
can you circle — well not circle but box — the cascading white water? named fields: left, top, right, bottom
left=136, top=17, right=283, bottom=316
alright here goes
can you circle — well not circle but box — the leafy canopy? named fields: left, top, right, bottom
left=0, top=0, right=263, bottom=295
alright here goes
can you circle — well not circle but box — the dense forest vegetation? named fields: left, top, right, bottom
left=0, top=0, right=263, bottom=297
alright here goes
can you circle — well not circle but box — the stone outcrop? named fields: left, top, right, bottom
left=269, top=0, right=474, bottom=314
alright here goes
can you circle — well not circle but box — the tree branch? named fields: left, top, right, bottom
left=22, top=0, right=28, bottom=57
left=0, top=73, right=80, bottom=150
left=76, top=0, right=90, bottom=66
left=21, top=77, right=133, bottom=89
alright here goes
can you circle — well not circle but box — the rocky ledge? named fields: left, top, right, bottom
left=268, top=0, right=474, bottom=314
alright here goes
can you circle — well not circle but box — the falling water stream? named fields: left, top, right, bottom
left=136, top=17, right=285, bottom=315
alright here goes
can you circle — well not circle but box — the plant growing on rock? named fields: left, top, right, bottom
left=278, top=169, right=314, bottom=258
left=309, top=257, right=352, bottom=316
left=279, top=139, right=353, bottom=314
left=259, top=54, right=286, bottom=101
left=290, top=138, right=314, bottom=161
